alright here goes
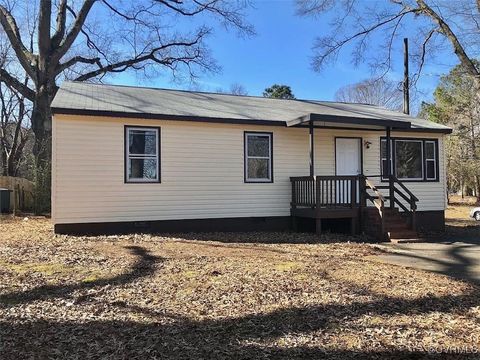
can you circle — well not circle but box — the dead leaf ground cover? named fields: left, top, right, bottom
left=0, top=215, right=479, bottom=359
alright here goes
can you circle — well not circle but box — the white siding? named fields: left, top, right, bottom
left=52, top=115, right=446, bottom=224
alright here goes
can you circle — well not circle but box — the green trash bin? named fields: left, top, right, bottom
left=0, top=188, right=11, bottom=213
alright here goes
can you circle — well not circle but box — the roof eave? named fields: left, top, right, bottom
left=51, top=107, right=287, bottom=127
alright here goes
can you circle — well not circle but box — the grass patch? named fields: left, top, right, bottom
left=0, top=261, right=75, bottom=276
left=275, top=261, right=300, bottom=272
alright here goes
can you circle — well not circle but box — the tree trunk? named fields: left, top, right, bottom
left=31, top=83, right=54, bottom=215
left=0, top=149, right=7, bottom=176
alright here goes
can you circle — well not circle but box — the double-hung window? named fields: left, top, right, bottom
left=244, top=132, right=273, bottom=183
left=380, top=137, right=438, bottom=181
left=125, top=126, right=160, bottom=183
left=425, top=141, right=437, bottom=180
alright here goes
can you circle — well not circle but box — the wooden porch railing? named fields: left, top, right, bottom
left=290, top=175, right=359, bottom=209
left=360, top=174, right=418, bottom=230
left=290, top=174, right=418, bottom=232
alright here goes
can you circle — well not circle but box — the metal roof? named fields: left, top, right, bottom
left=51, top=81, right=452, bottom=133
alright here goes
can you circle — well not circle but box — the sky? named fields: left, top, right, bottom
left=113, top=0, right=459, bottom=107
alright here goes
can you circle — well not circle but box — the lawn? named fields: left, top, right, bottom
left=0, top=209, right=479, bottom=359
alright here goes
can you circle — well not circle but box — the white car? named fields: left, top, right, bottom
left=470, top=207, right=480, bottom=221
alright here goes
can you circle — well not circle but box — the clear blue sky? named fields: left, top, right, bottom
left=113, top=1, right=458, bottom=104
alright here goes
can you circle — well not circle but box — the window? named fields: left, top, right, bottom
left=244, top=132, right=273, bottom=182
left=380, top=138, right=438, bottom=181
left=425, top=141, right=437, bottom=180
left=395, top=140, right=424, bottom=180
left=380, top=139, right=393, bottom=180
left=125, top=126, right=160, bottom=183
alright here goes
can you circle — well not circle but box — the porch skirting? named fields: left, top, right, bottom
left=54, top=211, right=445, bottom=236
left=54, top=216, right=292, bottom=235
left=414, top=210, right=445, bottom=232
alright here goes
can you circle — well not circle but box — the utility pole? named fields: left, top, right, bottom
left=403, top=38, right=410, bottom=115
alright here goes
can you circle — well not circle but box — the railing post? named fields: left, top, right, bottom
left=291, top=179, right=296, bottom=209
left=359, top=175, right=367, bottom=208
left=389, top=175, right=395, bottom=209
left=315, top=176, right=320, bottom=208
left=380, top=200, right=385, bottom=239
left=350, top=176, right=356, bottom=208
left=386, top=126, right=395, bottom=209
left=411, top=196, right=417, bottom=230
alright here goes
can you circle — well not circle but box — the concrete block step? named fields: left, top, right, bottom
left=387, top=230, right=419, bottom=239
left=389, top=237, right=426, bottom=244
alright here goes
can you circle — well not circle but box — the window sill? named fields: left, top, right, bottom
left=245, top=180, right=274, bottom=184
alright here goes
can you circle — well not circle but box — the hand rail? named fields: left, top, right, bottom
left=390, top=175, right=419, bottom=202
left=363, top=176, right=385, bottom=237
left=361, top=175, right=418, bottom=231
left=365, top=178, right=385, bottom=211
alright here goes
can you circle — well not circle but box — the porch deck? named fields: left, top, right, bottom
left=290, top=175, right=419, bottom=240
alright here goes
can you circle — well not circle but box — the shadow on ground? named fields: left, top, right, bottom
left=0, top=244, right=478, bottom=359
left=374, top=215, right=480, bottom=284
left=0, top=246, right=162, bottom=306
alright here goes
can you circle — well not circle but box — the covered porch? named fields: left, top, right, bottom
left=288, top=113, right=419, bottom=240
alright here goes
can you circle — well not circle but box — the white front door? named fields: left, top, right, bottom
left=335, top=138, right=362, bottom=203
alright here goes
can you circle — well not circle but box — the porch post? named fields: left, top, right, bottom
left=309, top=120, right=314, bottom=177
left=386, top=126, right=394, bottom=209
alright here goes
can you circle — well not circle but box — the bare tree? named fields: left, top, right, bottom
left=229, top=83, right=248, bottom=96
left=216, top=82, right=248, bottom=95
left=0, top=0, right=252, bottom=212
left=296, top=1, right=480, bottom=89
left=0, top=81, right=31, bottom=177
left=335, top=78, right=403, bottom=111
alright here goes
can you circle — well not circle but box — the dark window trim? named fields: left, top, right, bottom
left=124, top=125, right=161, bottom=184
left=380, top=136, right=439, bottom=183
left=334, top=137, right=363, bottom=175
left=244, top=131, right=274, bottom=183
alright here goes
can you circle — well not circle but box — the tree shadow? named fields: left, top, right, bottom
left=0, top=246, right=162, bottom=307
left=0, top=243, right=478, bottom=358
left=1, top=287, right=478, bottom=359
left=157, top=231, right=368, bottom=245
left=375, top=244, right=479, bottom=285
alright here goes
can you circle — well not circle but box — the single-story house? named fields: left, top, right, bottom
left=51, top=82, right=451, bottom=241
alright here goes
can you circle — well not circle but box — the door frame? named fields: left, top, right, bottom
left=334, top=137, right=363, bottom=175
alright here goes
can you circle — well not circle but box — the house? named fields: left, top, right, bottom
left=51, top=82, right=451, bottom=241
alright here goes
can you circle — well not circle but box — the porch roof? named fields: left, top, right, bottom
left=287, top=113, right=412, bottom=130
left=52, top=82, right=452, bottom=134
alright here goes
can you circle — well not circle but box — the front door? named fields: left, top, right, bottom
left=335, top=138, right=362, bottom=204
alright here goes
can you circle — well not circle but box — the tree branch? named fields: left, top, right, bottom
left=38, top=0, right=52, bottom=60
left=312, top=8, right=416, bottom=70
left=52, top=0, right=98, bottom=64
left=0, top=69, right=35, bottom=101
left=74, top=33, right=209, bottom=81
left=411, top=28, right=437, bottom=86
left=0, top=6, right=36, bottom=80
left=55, top=55, right=102, bottom=75
left=416, top=0, right=480, bottom=78
left=51, top=0, right=68, bottom=48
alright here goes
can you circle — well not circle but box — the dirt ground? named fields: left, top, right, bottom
left=0, top=211, right=479, bottom=359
